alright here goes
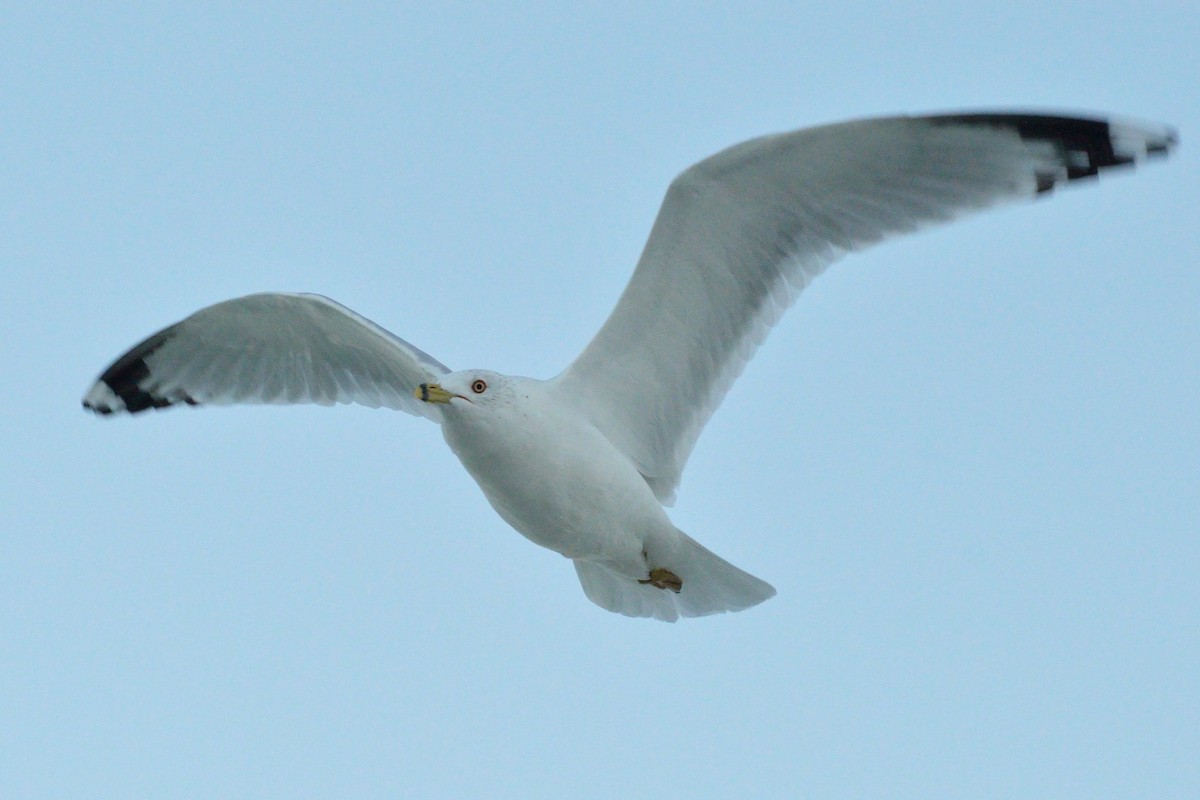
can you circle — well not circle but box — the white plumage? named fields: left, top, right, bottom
left=83, top=111, right=1175, bottom=621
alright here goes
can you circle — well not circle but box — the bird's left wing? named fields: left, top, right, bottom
left=553, top=112, right=1176, bottom=504
left=83, top=292, right=450, bottom=421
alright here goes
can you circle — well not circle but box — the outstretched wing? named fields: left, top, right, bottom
left=83, top=292, right=450, bottom=421
left=553, top=112, right=1176, bottom=503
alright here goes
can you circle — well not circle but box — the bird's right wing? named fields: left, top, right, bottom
left=83, top=292, right=450, bottom=421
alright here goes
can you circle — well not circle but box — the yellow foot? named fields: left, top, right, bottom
left=639, top=567, right=682, bottom=593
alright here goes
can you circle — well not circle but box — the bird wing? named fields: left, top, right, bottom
left=552, top=112, right=1175, bottom=503
left=83, top=292, right=450, bottom=421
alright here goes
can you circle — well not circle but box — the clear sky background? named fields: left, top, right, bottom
left=2, top=4, right=1196, bottom=799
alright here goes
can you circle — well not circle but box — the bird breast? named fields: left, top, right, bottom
left=439, top=390, right=667, bottom=559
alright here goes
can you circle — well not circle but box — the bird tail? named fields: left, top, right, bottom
left=573, top=531, right=775, bottom=622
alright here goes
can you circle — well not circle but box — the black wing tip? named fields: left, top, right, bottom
left=82, top=398, right=111, bottom=415
left=929, top=111, right=1176, bottom=194
left=82, top=327, right=199, bottom=416
left=82, top=377, right=200, bottom=416
left=1141, top=125, right=1179, bottom=159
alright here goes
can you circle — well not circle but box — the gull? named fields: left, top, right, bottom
left=83, top=111, right=1175, bottom=621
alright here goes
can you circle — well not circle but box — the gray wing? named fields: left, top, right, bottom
left=552, top=112, right=1176, bottom=503
left=83, top=292, right=450, bottom=421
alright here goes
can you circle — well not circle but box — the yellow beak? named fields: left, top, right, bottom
left=415, top=382, right=455, bottom=404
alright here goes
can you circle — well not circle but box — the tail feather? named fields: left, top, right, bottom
left=573, top=532, right=775, bottom=622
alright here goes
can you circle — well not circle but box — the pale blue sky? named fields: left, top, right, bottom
left=2, top=4, right=1197, bottom=798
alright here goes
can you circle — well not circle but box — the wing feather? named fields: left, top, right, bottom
left=82, top=292, right=449, bottom=420
left=553, top=112, right=1175, bottom=503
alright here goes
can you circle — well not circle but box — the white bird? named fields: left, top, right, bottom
left=83, top=111, right=1175, bottom=621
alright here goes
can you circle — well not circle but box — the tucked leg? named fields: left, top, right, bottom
left=639, top=567, right=682, bottom=593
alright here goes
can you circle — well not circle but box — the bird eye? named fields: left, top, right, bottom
left=471, top=379, right=488, bottom=394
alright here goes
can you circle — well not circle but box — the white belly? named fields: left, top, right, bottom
left=441, top=392, right=671, bottom=565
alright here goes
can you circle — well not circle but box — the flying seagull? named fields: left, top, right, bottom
left=83, top=111, right=1176, bottom=621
